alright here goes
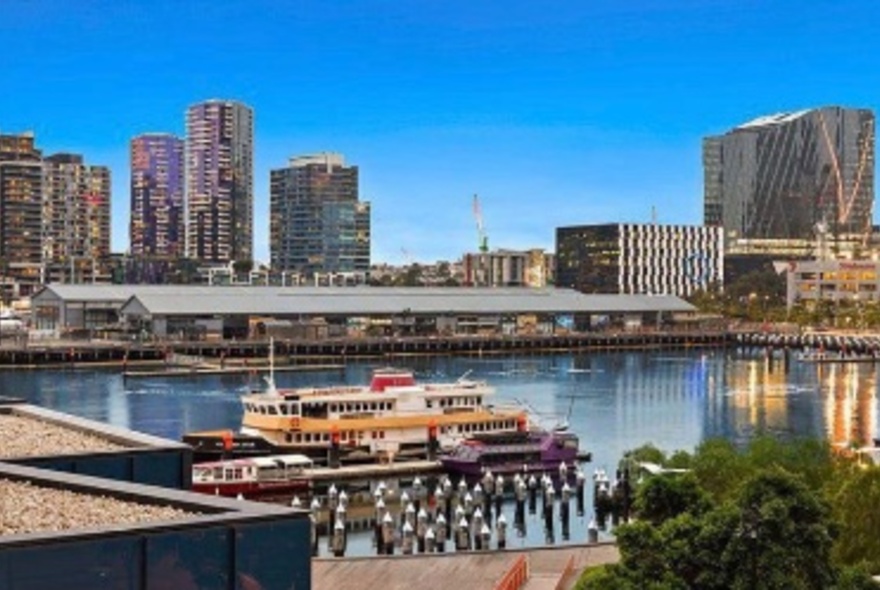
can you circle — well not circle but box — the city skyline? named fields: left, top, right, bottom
left=2, top=1, right=879, bottom=263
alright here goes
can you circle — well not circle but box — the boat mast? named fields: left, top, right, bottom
left=266, top=337, right=277, bottom=395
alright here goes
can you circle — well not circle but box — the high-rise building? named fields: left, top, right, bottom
left=42, top=153, right=111, bottom=283
left=0, top=133, right=43, bottom=296
left=556, top=223, right=724, bottom=296
left=185, top=100, right=254, bottom=263
left=703, top=107, right=875, bottom=241
left=270, top=153, right=371, bottom=279
left=130, top=134, right=185, bottom=258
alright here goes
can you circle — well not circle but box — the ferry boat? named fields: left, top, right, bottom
left=191, top=453, right=313, bottom=499
left=184, top=364, right=529, bottom=466
left=439, top=428, right=584, bottom=479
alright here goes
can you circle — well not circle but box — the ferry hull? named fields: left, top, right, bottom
left=191, top=479, right=311, bottom=500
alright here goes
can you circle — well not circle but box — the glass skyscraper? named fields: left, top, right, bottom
left=185, top=100, right=253, bottom=263
left=269, top=153, right=370, bottom=278
left=703, top=106, right=875, bottom=241
left=130, top=133, right=184, bottom=258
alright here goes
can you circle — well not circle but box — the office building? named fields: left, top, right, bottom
left=463, top=248, right=555, bottom=287
left=270, top=153, right=370, bottom=279
left=0, top=133, right=44, bottom=296
left=42, top=153, right=111, bottom=283
left=185, top=100, right=254, bottom=263
left=785, top=259, right=880, bottom=308
left=556, top=223, right=724, bottom=296
left=130, top=133, right=185, bottom=258
left=704, top=107, right=875, bottom=241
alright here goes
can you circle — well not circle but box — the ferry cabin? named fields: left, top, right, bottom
left=239, top=373, right=526, bottom=461
left=191, top=454, right=313, bottom=494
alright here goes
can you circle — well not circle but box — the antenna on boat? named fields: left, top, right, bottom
left=555, top=394, right=576, bottom=432
left=457, top=369, right=474, bottom=384
left=265, top=337, right=278, bottom=395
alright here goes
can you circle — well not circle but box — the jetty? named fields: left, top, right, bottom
left=307, top=460, right=442, bottom=484
left=0, top=331, right=728, bottom=368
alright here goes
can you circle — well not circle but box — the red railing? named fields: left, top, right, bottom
left=494, top=555, right=530, bottom=590
left=554, top=554, right=576, bottom=590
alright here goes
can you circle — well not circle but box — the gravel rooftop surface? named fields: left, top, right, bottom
left=0, top=413, right=128, bottom=458
left=0, top=479, right=195, bottom=535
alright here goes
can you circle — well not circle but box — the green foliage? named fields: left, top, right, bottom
left=832, top=469, right=880, bottom=570
left=633, top=473, right=710, bottom=525
left=722, top=469, right=835, bottom=590
left=581, top=437, right=880, bottom=590
left=689, top=438, right=747, bottom=502
left=833, top=564, right=880, bottom=589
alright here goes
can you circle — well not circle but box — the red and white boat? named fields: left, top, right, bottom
left=191, top=454, right=313, bottom=499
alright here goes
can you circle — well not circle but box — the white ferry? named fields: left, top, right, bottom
left=185, top=367, right=529, bottom=465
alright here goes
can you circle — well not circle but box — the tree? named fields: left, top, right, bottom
left=581, top=470, right=839, bottom=590
left=634, top=473, right=711, bottom=525
left=832, top=468, right=880, bottom=570
left=720, top=469, right=836, bottom=590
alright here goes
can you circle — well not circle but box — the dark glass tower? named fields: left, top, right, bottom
left=703, top=107, right=875, bottom=240
left=130, top=134, right=184, bottom=258
left=270, top=153, right=370, bottom=277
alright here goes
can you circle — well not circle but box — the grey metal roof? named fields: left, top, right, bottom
left=107, top=286, right=695, bottom=316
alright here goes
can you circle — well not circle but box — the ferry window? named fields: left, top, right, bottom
left=349, top=431, right=356, bottom=441
left=278, top=405, right=288, bottom=415
left=267, top=406, right=278, bottom=416
left=259, top=406, right=266, bottom=414
left=329, top=404, right=336, bottom=413
left=323, top=433, right=329, bottom=441
left=341, top=432, right=347, bottom=441
left=286, top=433, right=293, bottom=443
left=426, top=401, right=433, bottom=409
left=234, top=468, right=243, bottom=480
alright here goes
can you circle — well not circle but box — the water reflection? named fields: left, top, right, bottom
left=1, top=349, right=878, bottom=471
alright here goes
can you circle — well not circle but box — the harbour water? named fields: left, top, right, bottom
left=1, top=347, right=878, bottom=555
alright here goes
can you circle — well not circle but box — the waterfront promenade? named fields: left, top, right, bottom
left=313, top=542, right=619, bottom=590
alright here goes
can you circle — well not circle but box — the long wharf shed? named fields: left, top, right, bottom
left=31, top=285, right=695, bottom=339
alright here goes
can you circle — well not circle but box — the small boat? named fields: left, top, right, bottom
left=191, top=453, right=313, bottom=499
left=439, top=429, right=585, bottom=479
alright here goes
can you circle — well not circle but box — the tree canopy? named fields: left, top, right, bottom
left=578, top=437, right=880, bottom=590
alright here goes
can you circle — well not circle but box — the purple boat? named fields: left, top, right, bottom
left=439, top=429, right=583, bottom=479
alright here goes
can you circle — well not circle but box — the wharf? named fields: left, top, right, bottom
left=307, top=460, right=442, bottom=483
left=0, top=331, right=729, bottom=368
left=312, top=542, right=620, bottom=590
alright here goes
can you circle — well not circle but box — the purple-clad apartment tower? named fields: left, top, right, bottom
left=130, top=134, right=185, bottom=258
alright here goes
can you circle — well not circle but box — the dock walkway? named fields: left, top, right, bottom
left=308, top=460, right=442, bottom=483
left=312, top=542, right=619, bottom=590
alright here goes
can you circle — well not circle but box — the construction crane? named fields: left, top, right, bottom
left=472, top=194, right=489, bottom=253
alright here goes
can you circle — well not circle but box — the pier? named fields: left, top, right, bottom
left=308, top=460, right=443, bottom=484
left=0, top=330, right=728, bottom=368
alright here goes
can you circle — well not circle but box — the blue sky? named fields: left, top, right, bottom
left=1, top=0, right=878, bottom=264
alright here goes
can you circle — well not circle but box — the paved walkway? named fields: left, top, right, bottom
left=313, top=543, right=619, bottom=590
